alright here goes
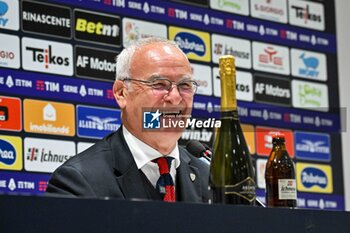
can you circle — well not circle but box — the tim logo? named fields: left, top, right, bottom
left=259, top=47, right=282, bottom=66
left=298, top=53, right=319, bottom=78
left=143, top=110, right=161, bottom=129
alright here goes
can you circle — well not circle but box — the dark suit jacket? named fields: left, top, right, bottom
left=46, top=127, right=209, bottom=203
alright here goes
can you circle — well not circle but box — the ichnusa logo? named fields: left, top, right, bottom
left=143, top=109, right=221, bottom=130
left=296, top=162, right=332, bottom=193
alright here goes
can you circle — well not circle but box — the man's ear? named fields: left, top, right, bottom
left=113, top=80, right=127, bottom=109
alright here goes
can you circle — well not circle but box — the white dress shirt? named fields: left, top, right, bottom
left=122, top=126, right=180, bottom=188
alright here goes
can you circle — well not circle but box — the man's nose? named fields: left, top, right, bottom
left=164, top=85, right=182, bottom=105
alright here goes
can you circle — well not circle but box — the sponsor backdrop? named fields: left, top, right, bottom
left=0, top=0, right=344, bottom=210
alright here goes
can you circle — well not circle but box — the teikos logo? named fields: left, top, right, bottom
left=291, top=48, right=327, bottom=81
left=21, top=1, right=71, bottom=38
left=143, top=109, right=221, bottom=130
left=292, top=80, right=329, bottom=111
left=253, top=41, right=290, bottom=75
left=254, top=75, right=291, bottom=106
left=77, top=105, right=121, bottom=139
left=169, top=26, right=211, bottom=62
left=24, top=99, right=75, bottom=136
left=191, top=63, right=212, bottom=96
left=123, top=18, right=167, bottom=48
left=213, top=68, right=253, bottom=102
left=255, top=126, right=294, bottom=157
left=0, top=96, right=21, bottom=131
left=295, top=131, right=331, bottom=162
left=250, top=0, right=287, bottom=23
left=0, top=0, right=19, bottom=31
left=211, top=34, right=251, bottom=69
left=74, top=9, right=121, bottom=47
left=0, top=135, right=22, bottom=170
left=288, top=0, right=325, bottom=31
left=0, top=33, right=20, bottom=69
left=210, top=0, right=249, bottom=16
left=24, top=137, right=75, bottom=173
left=296, top=162, right=332, bottom=193
left=75, top=46, right=118, bottom=81
left=22, top=37, right=73, bottom=76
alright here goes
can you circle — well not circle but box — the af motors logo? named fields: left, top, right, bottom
left=212, top=34, right=251, bottom=69
left=210, top=0, right=249, bottom=15
left=213, top=68, right=253, bottom=102
left=255, top=126, right=294, bottom=157
left=123, top=18, right=167, bottom=48
left=0, top=33, right=20, bottom=69
left=253, top=41, right=290, bottom=75
left=295, top=131, right=330, bottom=162
left=250, top=0, right=287, bottom=23
left=23, top=99, right=75, bottom=136
left=292, top=80, right=329, bottom=112
left=254, top=75, right=291, bottom=106
left=0, top=0, right=19, bottom=31
left=74, top=9, right=121, bottom=47
left=169, top=26, right=211, bottom=62
left=77, top=105, right=121, bottom=139
left=191, top=63, right=212, bottom=96
left=0, top=135, right=22, bottom=171
left=75, top=46, right=118, bottom=81
left=22, top=37, right=73, bottom=76
left=291, top=48, right=327, bottom=81
left=24, top=137, right=75, bottom=173
left=296, top=163, right=332, bottom=193
left=288, top=0, right=325, bottom=31
left=21, top=1, right=71, bottom=38
left=0, top=96, right=21, bottom=132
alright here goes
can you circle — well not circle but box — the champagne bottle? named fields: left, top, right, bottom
left=265, top=134, right=297, bottom=208
left=209, top=55, right=256, bottom=205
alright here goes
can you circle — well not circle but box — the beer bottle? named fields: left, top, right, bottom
left=265, top=134, right=297, bottom=208
left=209, top=55, right=256, bottom=205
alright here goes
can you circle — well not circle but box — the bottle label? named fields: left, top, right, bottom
left=224, top=177, right=256, bottom=202
left=278, top=179, right=297, bottom=200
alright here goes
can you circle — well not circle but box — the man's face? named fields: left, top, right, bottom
left=116, top=42, right=193, bottom=150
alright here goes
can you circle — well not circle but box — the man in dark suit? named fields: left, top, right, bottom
left=46, top=37, right=209, bottom=203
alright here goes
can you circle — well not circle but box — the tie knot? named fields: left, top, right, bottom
left=154, top=157, right=173, bottom=175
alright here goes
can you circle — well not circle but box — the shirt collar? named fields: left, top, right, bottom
left=122, top=126, right=180, bottom=169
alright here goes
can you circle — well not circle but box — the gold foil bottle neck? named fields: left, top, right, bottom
left=219, top=55, right=237, bottom=111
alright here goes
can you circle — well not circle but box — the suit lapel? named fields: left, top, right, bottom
left=111, top=127, right=155, bottom=200
left=176, top=147, right=203, bottom=202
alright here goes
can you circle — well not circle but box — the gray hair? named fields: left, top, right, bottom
left=116, top=37, right=186, bottom=80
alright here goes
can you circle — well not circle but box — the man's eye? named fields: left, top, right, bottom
left=151, top=81, right=169, bottom=90
left=179, top=82, right=193, bottom=90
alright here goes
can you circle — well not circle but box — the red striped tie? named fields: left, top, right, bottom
left=154, top=157, right=175, bottom=202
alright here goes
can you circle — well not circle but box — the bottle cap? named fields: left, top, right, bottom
left=270, top=132, right=285, bottom=139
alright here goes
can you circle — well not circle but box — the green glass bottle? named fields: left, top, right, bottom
left=209, top=55, right=256, bottom=205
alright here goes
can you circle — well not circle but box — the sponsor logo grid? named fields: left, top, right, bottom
left=0, top=0, right=344, bottom=210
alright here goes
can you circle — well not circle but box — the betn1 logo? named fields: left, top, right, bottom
left=143, top=110, right=161, bottom=129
